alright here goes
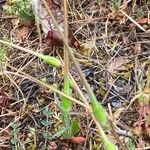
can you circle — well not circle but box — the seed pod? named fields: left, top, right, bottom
left=37, top=53, right=61, bottom=67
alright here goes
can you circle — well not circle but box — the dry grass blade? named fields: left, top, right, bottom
left=120, top=10, right=147, bottom=32
left=3, top=66, right=90, bottom=111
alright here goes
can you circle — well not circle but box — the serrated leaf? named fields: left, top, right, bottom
left=41, top=120, right=53, bottom=127
left=10, top=139, right=17, bottom=145
left=42, top=106, right=53, bottom=116
left=11, top=123, right=20, bottom=129
left=42, top=131, right=52, bottom=140
left=51, top=127, right=68, bottom=139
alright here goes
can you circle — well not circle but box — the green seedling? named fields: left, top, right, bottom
left=112, top=0, right=121, bottom=12
left=56, top=103, right=80, bottom=138
left=59, top=76, right=80, bottom=138
left=41, top=106, right=53, bottom=148
left=60, top=76, right=72, bottom=138
left=10, top=123, right=20, bottom=150
left=126, top=139, right=135, bottom=150
left=136, top=8, right=144, bottom=20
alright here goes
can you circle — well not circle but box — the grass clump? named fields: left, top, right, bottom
left=3, top=0, right=34, bottom=22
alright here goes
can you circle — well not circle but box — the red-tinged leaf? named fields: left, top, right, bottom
left=48, top=141, right=57, bottom=150
left=137, top=18, right=148, bottom=24
left=138, top=105, right=150, bottom=115
left=133, top=104, right=150, bottom=136
left=68, top=136, right=86, bottom=143
left=34, top=0, right=80, bottom=49
left=107, top=56, right=130, bottom=74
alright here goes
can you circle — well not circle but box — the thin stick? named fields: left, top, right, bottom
left=3, top=65, right=91, bottom=111
left=63, top=0, right=69, bottom=74
left=120, top=10, right=147, bottom=32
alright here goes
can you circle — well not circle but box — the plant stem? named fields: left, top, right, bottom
left=63, top=0, right=69, bottom=74
left=42, top=0, right=108, bottom=126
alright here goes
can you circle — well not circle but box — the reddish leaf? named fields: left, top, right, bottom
left=138, top=18, right=148, bottom=24
left=68, top=136, right=86, bottom=143
left=36, top=0, right=80, bottom=49
left=133, top=104, right=150, bottom=136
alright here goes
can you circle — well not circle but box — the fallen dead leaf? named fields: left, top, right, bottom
left=48, top=141, right=57, bottom=150
left=107, top=57, right=130, bottom=74
left=138, top=18, right=148, bottom=24
left=16, top=26, right=30, bottom=41
left=11, top=18, right=20, bottom=27
left=68, top=136, right=86, bottom=143
left=32, top=0, right=80, bottom=49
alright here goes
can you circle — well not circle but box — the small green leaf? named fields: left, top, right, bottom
left=104, top=140, right=117, bottom=150
left=71, top=119, right=80, bottom=136
left=10, top=129, right=20, bottom=134
left=42, top=131, right=52, bottom=140
left=10, top=139, right=17, bottom=145
left=126, top=139, right=135, bottom=150
left=41, top=120, right=53, bottom=127
left=112, top=0, right=121, bottom=11
left=11, top=123, right=20, bottom=129
left=51, top=127, right=68, bottom=139
left=61, top=76, right=72, bottom=111
left=42, top=106, right=53, bottom=116
left=136, top=8, right=144, bottom=19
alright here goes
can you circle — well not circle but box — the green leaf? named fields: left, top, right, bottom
left=51, top=127, right=68, bottom=139
left=104, top=140, right=117, bottom=150
left=42, top=106, right=53, bottom=116
left=41, top=120, right=53, bottom=127
left=112, top=0, right=121, bottom=11
left=126, top=139, right=135, bottom=150
left=11, top=123, right=20, bottom=129
left=71, top=119, right=80, bottom=136
left=10, top=139, right=17, bottom=145
left=61, top=76, right=72, bottom=111
left=136, top=8, right=144, bottom=19
left=42, top=131, right=52, bottom=140
left=91, top=100, right=108, bottom=127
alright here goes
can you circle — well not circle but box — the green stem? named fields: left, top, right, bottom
left=42, top=0, right=108, bottom=127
